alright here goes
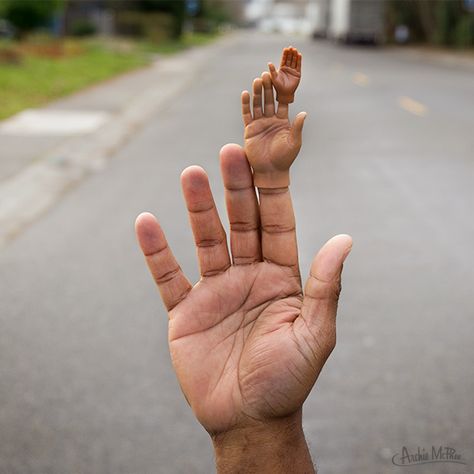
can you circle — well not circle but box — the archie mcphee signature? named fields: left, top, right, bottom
left=392, top=445, right=467, bottom=466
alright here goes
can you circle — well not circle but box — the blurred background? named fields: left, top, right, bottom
left=0, top=1, right=473, bottom=473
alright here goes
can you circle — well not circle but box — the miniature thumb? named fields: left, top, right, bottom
left=291, top=112, right=307, bottom=144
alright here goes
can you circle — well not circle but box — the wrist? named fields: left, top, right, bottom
left=253, top=169, right=290, bottom=188
left=276, top=92, right=295, bottom=104
left=212, top=411, right=315, bottom=474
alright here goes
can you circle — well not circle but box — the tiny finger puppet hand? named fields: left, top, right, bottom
left=242, top=72, right=306, bottom=188
left=268, top=46, right=302, bottom=104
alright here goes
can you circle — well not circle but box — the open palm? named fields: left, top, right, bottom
left=268, top=46, right=302, bottom=104
left=135, top=145, right=352, bottom=436
left=242, top=73, right=306, bottom=187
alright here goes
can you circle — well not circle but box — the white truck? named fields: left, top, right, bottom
left=328, top=0, right=385, bottom=44
left=306, top=0, right=330, bottom=38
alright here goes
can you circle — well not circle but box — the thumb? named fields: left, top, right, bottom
left=301, top=234, right=352, bottom=347
left=291, top=111, right=307, bottom=144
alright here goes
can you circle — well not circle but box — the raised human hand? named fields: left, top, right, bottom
left=135, top=145, right=352, bottom=442
left=268, top=46, right=302, bottom=104
left=242, top=72, right=306, bottom=188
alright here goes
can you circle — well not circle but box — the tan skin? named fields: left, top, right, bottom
left=135, top=46, right=351, bottom=473
left=242, top=72, right=306, bottom=188
left=269, top=46, right=302, bottom=104
left=135, top=148, right=352, bottom=472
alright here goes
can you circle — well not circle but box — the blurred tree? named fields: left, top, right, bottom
left=191, top=0, right=230, bottom=33
left=388, top=0, right=474, bottom=47
left=0, top=0, right=64, bottom=35
left=453, top=13, right=474, bottom=47
left=133, top=0, right=186, bottom=38
left=198, top=0, right=230, bottom=23
left=435, top=0, right=474, bottom=47
left=387, top=0, right=425, bottom=42
left=417, top=0, right=437, bottom=42
left=109, top=0, right=235, bottom=39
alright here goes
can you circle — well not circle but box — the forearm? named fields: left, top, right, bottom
left=257, top=186, right=299, bottom=272
left=212, top=411, right=315, bottom=474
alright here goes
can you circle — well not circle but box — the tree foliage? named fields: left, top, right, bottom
left=0, top=0, right=64, bottom=34
left=131, top=0, right=186, bottom=38
left=388, top=0, right=474, bottom=47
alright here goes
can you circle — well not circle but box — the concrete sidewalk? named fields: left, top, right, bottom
left=0, top=33, right=238, bottom=247
left=0, top=55, right=179, bottom=184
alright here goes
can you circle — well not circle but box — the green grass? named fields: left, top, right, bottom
left=0, top=33, right=220, bottom=120
left=0, top=42, right=147, bottom=120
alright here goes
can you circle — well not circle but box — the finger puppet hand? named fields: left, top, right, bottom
left=268, top=46, right=302, bottom=105
left=242, top=72, right=306, bottom=188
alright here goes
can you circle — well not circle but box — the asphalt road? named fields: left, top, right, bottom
left=1, top=33, right=473, bottom=474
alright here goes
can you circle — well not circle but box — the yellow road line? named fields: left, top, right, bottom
left=352, top=72, right=370, bottom=86
left=398, top=96, right=428, bottom=117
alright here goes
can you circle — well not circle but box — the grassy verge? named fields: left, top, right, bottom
left=0, top=33, right=220, bottom=121
left=144, top=31, right=221, bottom=55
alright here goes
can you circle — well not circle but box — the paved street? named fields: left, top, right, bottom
left=1, top=32, right=473, bottom=473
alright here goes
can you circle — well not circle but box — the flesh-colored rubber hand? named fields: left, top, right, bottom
left=135, top=144, right=352, bottom=437
left=242, top=72, right=306, bottom=188
left=268, top=46, right=302, bottom=104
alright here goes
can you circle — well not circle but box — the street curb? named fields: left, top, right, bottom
left=0, top=34, right=238, bottom=248
left=387, top=46, right=474, bottom=72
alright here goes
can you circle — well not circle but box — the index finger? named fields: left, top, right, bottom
left=241, top=90, right=252, bottom=126
left=135, top=213, right=192, bottom=312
